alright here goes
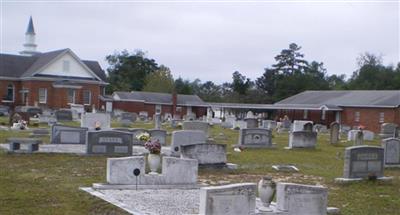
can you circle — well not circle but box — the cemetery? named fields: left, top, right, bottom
left=0, top=112, right=399, bottom=215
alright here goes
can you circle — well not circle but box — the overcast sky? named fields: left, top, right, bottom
left=1, top=0, right=399, bottom=84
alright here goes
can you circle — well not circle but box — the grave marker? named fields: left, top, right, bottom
left=51, top=125, right=88, bottom=144
left=237, top=128, right=274, bottom=148
left=86, top=130, right=133, bottom=155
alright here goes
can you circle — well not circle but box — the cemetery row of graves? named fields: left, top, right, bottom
left=0, top=108, right=399, bottom=214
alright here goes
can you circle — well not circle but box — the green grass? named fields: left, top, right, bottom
left=0, top=116, right=399, bottom=214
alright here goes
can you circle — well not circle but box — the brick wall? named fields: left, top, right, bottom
left=1, top=80, right=102, bottom=110
left=341, top=107, right=400, bottom=133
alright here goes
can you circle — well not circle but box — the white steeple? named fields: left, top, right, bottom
left=20, top=16, right=40, bottom=56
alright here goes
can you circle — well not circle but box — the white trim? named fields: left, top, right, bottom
left=15, top=76, right=108, bottom=85
left=53, top=84, right=82, bottom=89
left=38, top=88, right=47, bottom=104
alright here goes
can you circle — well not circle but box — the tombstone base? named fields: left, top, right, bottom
left=234, top=144, right=276, bottom=149
left=385, top=164, right=400, bottom=168
left=92, top=183, right=199, bottom=190
left=255, top=200, right=340, bottom=215
left=199, top=162, right=238, bottom=170
left=284, top=146, right=316, bottom=150
left=334, top=176, right=393, bottom=184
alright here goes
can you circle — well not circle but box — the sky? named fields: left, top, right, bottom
left=1, top=0, right=399, bottom=84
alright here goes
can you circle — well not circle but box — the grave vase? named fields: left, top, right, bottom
left=258, top=176, right=276, bottom=211
left=148, top=153, right=161, bottom=174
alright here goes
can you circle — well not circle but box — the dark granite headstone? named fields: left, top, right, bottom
left=382, top=138, right=400, bottom=166
left=330, top=122, right=340, bottom=144
left=86, top=130, right=133, bottom=155
left=55, top=109, right=73, bottom=121
left=343, top=145, right=384, bottom=178
left=303, top=122, right=313, bottom=132
left=238, top=128, right=273, bottom=148
left=51, top=125, right=88, bottom=144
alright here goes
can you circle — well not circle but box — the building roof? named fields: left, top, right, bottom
left=276, top=90, right=400, bottom=108
left=0, top=49, right=107, bottom=82
left=113, top=91, right=208, bottom=107
left=208, top=102, right=275, bottom=110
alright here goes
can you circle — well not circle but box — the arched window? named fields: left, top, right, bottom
left=5, top=84, right=14, bottom=101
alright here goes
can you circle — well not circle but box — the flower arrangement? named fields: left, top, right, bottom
left=136, top=132, right=150, bottom=142
left=144, top=139, right=161, bottom=154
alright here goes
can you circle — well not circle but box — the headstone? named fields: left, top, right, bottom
left=86, top=130, right=133, bottom=155
left=313, top=124, right=328, bottom=133
left=81, top=113, right=111, bottom=130
left=363, top=130, right=375, bottom=141
left=120, top=112, right=136, bottom=127
left=354, top=130, right=364, bottom=146
left=0, top=105, right=10, bottom=116
left=30, top=128, right=49, bottom=137
left=25, top=107, right=42, bottom=117
left=379, top=123, right=399, bottom=139
left=292, top=120, right=313, bottom=132
left=348, top=130, right=374, bottom=141
left=131, top=128, right=149, bottom=145
left=199, top=183, right=256, bottom=215
left=221, top=121, right=233, bottom=129
left=170, top=130, right=207, bottom=155
left=262, top=120, right=277, bottom=130
left=276, top=183, right=328, bottom=215
left=303, top=122, right=313, bottom=132
left=182, top=121, right=209, bottom=135
left=330, top=122, right=340, bottom=144
left=51, top=125, right=88, bottom=144
left=237, top=128, right=274, bottom=148
left=234, top=120, right=246, bottom=129
left=342, top=145, right=384, bottom=179
left=246, top=111, right=255, bottom=118
left=381, top=138, right=400, bottom=166
left=180, top=143, right=227, bottom=165
left=139, top=111, right=148, bottom=121
left=288, top=131, right=317, bottom=149
left=340, top=125, right=351, bottom=134
left=154, top=113, right=162, bottom=129
left=149, top=129, right=167, bottom=146
left=244, top=118, right=258, bottom=129
left=55, top=109, right=73, bottom=121
left=70, top=104, right=85, bottom=119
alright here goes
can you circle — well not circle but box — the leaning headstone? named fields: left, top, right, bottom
left=180, top=143, right=227, bottom=166
left=287, top=131, right=317, bottom=149
left=154, top=113, right=162, bottom=129
left=379, top=123, right=398, bottom=139
left=86, top=130, right=133, bottom=155
left=81, top=113, right=111, bottom=130
left=276, top=183, right=328, bottom=215
left=381, top=138, right=400, bottom=167
left=237, top=128, right=274, bottom=148
left=149, top=129, right=167, bottom=146
left=199, top=183, right=257, bottom=215
left=335, top=145, right=392, bottom=183
left=244, top=118, right=258, bottom=129
left=51, top=125, right=88, bottom=144
left=354, top=130, right=364, bottom=146
left=55, top=109, right=73, bottom=121
left=170, top=130, right=207, bottom=155
left=330, top=122, right=340, bottom=144
left=182, top=121, right=209, bottom=136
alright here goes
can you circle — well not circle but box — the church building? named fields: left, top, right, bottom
left=0, top=17, right=108, bottom=111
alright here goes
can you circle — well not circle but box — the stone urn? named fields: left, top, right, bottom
left=258, top=176, right=276, bottom=211
left=147, top=153, right=161, bottom=174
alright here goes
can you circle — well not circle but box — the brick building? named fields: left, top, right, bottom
left=0, top=17, right=107, bottom=111
left=103, top=91, right=208, bottom=118
left=273, top=90, right=400, bottom=133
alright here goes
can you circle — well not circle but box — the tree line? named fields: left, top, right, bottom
left=106, top=43, right=400, bottom=103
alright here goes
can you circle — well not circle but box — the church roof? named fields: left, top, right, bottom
left=0, top=49, right=107, bottom=82
left=26, top=16, right=35, bottom=35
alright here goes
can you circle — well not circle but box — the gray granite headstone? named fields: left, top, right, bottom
left=238, top=128, right=273, bottom=148
left=382, top=138, right=400, bottom=166
left=288, top=131, right=317, bottom=148
left=51, top=125, right=88, bottom=144
left=379, top=123, right=398, bottom=139
left=199, top=183, right=257, bottom=215
left=343, top=145, right=384, bottom=178
left=276, top=183, right=328, bottom=215
left=154, top=113, right=162, bottom=129
left=171, top=130, right=207, bottom=155
left=86, top=130, right=133, bottom=155
left=180, top=143, right=227, bottom=165
left=81, top=113, right=111, bottom=130
left=55, top=109, right=73, bottom=121
left=262, top=120, right=277, bottom=130
left=149, top=129, right=167, bottom=146
left=244, top=118, right=258, bottom=129
left=182, top=121, right=209, bottom=136
left=330, top=122, right=340, bottom=144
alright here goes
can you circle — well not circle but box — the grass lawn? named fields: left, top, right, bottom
left=0, top=116, right=399, bottom=214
